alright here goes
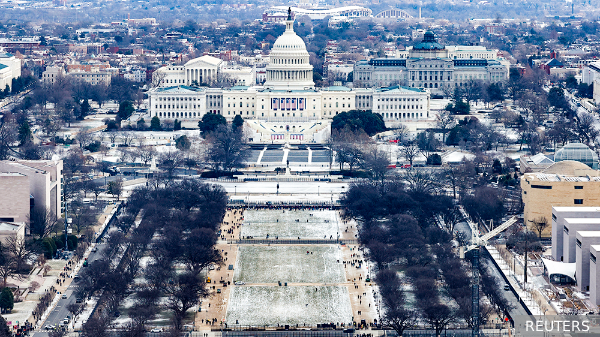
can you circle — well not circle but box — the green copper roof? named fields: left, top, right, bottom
left=413, top=31, right=445, bottom=51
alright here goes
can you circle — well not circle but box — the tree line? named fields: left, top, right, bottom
left=76, top=179, right=227, bottom=336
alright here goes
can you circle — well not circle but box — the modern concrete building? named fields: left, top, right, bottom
left=575, top=231, right=600, bottom=291
left=519, top=153, right=554, bottom=173
left=552, top=206, right=600, bottom=261
left=0, top=222, right=26, bottom=246
left=0, top=173, right=30, bottom=224
left=0, top=160, right=63, bottom=218
left=521, top=160, right=600, bottom=237
left=589, top=245, right=600, bottom=305
left=562, top=218, right=600, bottom=263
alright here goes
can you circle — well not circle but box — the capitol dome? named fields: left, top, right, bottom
left=272, top=31, right=308, bottom=51
left=264, top=8, right=314, bottom=91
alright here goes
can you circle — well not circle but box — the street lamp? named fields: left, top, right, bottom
left=318, top=185, right=320, bottom=196
left=65, top=215, right=72, bottom=251
left=234, top=185, right=237, bottom=196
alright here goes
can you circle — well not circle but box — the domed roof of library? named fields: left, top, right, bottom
left=413, top=31, right=445, bottom=50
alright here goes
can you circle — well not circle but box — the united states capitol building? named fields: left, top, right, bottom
left=148, top=11, right=431, bottom=142
left=147, top=13, right=505, bottom=143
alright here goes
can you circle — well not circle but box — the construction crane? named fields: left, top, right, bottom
left=458, top=206, right=518, bottom=337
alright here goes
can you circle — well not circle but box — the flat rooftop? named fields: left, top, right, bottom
left=564, top=218, right=600, bottom=224
left=0, top=172, right=26, bottom=177
left=576, top=231, right=600, bottom=237
left=553, top=207, right=600, bottom=212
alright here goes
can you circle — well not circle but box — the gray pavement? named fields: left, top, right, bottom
left=454, top=221, right=529, bottom=318
left=32, top=228, right=114, bottom=336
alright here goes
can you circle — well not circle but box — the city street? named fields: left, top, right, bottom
left=454, top=221, right=529, bottom=318
left=31, top=226, right=116, bottom=336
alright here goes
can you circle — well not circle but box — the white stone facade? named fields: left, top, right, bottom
left=0, top=52, right=21, bottom=90
left=354, top=32, right=508, bottom=95
left=154, top=55, right=255, bottom=87
left=147, top=16, right=433, bottom=141
left=582, top=62, right=600, bottom=85
left=42, top=66, right=65, bottom=84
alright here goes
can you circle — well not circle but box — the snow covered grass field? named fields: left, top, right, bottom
left=226, top=286, right=352, bottom=326
left=242, top=210, right=339, bottom=239
left=234, top=245, right=345, bottom=284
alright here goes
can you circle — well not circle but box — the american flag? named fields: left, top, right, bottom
left=291, top=98, right=296, bottom=110
left=272, top=98, right=278, bottom=110
left=299, top=98, right=305, bottom=110
left=280, top=98, right=285, bottom=110
left=286, top=98, right=291, bottom=110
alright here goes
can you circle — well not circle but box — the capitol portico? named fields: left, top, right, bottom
left=148, top=9, right=434, bottom=143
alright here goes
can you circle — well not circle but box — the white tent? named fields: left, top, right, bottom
left=542, top=258, right=576, bottom=283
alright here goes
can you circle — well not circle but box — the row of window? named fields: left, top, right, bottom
left=531, top=185, right=584, bottom=190
left=163, top=78, right=185, bottom=84
left=272, top=58, right=306, bottom=65
left=378, top=105, right=422, bottom=110
left=324, top=103, right=351, bottom=108
left=228, top=103, right=255, bottom=108
left=413, top=76, right=451, bottom=81
left=156, top=104, right=198, bottom=109
left=383, top=112, right=423, bottom=119
left=377, top=97, right=420, bottom=102
left=158, top=96, right=197, bottom=101
left=157, top=112, right=198, bottom=118
left=227, top=96, right=255, bottom=100
left=410, top=64, right=452, bottom=68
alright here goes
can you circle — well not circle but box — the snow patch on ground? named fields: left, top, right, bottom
left=242, top=210, right=339, bottom=239
left=234, top=245, right=345, bottom=284
left=226, top=286, right=352, bottom=326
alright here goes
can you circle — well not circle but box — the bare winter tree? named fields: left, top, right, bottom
left=151, top=70, right=167, bottom=88
left=0, top=247, right=15, bottom=287
left=76, top=127, right=95, bottom=149
left=28, top=207, right=59, bottom=238
left=576, top=112, right=599, bottom=146
left=361, top=146, right=390, bottom=185
left=5, top=236, right=34, bottom=273
left=121, top=132, right=136, bottom=146
left=205, top=125, right=249, bottom=172
left=399, top=143, right=420, bottom=166
left=532, top=216, right=549, bottom=239
left=393, top=124, right=410, bottom=144
left=137, top=146, right=156, bottom=166
left=107, top=131, right=118, bottom=144
left=436, top=110, right=455, bottom=143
